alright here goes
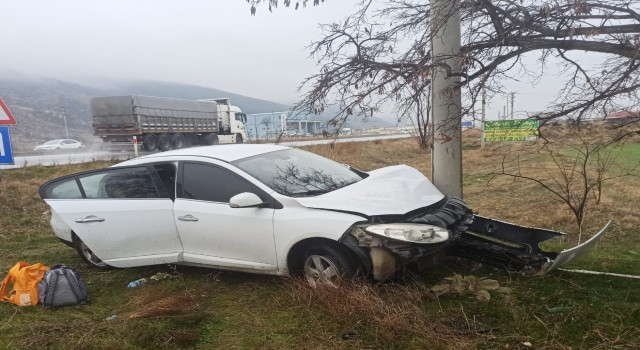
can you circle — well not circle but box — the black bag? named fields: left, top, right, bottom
left=38, top=265, right=88, bottom=308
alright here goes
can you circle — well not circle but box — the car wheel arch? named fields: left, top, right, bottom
left=71, top=231, right=110, bottom=269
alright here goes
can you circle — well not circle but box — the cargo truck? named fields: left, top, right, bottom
left=91, top=95, right=247, bottom=151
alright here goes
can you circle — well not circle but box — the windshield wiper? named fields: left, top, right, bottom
left=290, top=189, right=331, bottom=197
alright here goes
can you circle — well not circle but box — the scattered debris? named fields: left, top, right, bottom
left=105, top=314, right=117, bottom=321
left=547, top=306, right=572, bottom=314
left=558, top=268, right=640, bottom=280
left=429, top=274, right=509, bottom=301
left=341, top=330, right=359, bottom=340
left=522, top=341, right=533, bottom=347
left=126, top=278, right=147, bottom=288
left=149, top=272, right=177, bottom=282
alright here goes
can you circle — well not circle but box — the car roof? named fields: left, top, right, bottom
left=129, top=144, right=291, bottom=163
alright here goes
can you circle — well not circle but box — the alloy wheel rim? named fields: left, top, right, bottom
left=304, top=255, right=340, bottom=287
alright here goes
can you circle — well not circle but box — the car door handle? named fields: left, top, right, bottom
left=178, top=215, right=199, bottom=222
left=75, top=215, right=106, bottom=223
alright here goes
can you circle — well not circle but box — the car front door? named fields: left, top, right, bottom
left=173, top=161, right=277, bottom=271
left=40, top=165, right=182, bottom=267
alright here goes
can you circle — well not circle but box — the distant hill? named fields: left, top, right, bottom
left=0, top=74, right=391, bottom=151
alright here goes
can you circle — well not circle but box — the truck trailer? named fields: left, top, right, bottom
left=91, top=95, right=247, bottom=151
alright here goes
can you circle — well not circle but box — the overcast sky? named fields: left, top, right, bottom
left=2, top=0, right=578, bottom=121
left=2, top=1, right=360, bottom=103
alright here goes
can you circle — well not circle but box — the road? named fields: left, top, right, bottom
left=0, top=134, right=411, bottom=170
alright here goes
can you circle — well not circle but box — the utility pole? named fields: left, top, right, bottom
left=61, top=106, right=69, bottom=139
left=431, top=0, right=462, bottom=198
left=481, top=88, right=486, bottom=148
left=510, top=92, right=515, bottom=119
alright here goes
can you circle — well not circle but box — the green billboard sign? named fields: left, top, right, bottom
left=483, top=119, right=539, bottom=142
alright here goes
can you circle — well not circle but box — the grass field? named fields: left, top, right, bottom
left=0, top=135, right=638, bottom=349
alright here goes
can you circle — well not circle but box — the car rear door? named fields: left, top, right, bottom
left=173, top=161, right=278, bottom=271
left=40, top=165, right=182, bottom=267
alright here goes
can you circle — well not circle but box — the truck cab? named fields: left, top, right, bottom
left=200, top=98, right=247, bottom=144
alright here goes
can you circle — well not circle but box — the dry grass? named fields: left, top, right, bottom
left=0, top=134, right=638, bottom=349
left=286, top=278, right=480, bottom=348
left=127, top=290, right=201, bottom=320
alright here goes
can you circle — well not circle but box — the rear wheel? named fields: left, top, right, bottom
left=301, top=244, right=359, bottom=287
left=171, top=133, right=185, bottom=149
left=73, top=235, right=109, bottom=269
left=158, top=133, right=172, bottom=151
left=142, top=134, right=158, bottom=151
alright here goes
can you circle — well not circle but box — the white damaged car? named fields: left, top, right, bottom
left=39, top=145, right=610, bottom=286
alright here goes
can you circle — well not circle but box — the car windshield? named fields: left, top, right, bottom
left=43, top=140, right=63, bottom=145
left=232, top=149, right=364, bottom=197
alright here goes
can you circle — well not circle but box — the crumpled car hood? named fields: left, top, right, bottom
left=294, top=165, right=445, bottom=216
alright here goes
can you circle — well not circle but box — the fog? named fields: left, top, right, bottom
left=1, top=0, right=595, bottom=122
left=2, top=1, right=361, bottom=104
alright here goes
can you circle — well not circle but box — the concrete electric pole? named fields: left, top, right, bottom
left=430, top=0, right=463, bottom=198
left=61, top=106, right=69, bottom=139
left=510, top=92, right=515, bottom=119
left=481, top=88, right=486, bottom=148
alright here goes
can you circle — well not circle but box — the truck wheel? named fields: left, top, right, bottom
left=183, top=134, right=197, bottom=148
left=143, top=134, right=158, bottom=151
left=235, top=134, right=244, bottom=144
left=201, top=133, right=219, bottom=145
left=172, top=133, right=185, bottom=149
left=158, top=133, right=172, bottom=151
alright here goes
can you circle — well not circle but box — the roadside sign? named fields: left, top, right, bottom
left=483, top=119, right=538, bottom=142
left=461, top=121, right=473, bottom=128
left=0, top=126, right=15, bottom=165
left=0, top=97, right=17, bottom=125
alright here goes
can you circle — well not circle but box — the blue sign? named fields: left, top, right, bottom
left=0, top=126, right=15, bottom=165
left=461, top=121, right=473, bottom=128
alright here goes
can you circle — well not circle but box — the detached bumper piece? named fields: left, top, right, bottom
left=449, top=216, right=612, bottom=274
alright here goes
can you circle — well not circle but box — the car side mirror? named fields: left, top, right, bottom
left=229, top=192, right=267, bottom=208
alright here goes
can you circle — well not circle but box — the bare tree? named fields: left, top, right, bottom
left=260, top=116, right=273, bottom=139
left=249, top=0, right=640, bottom=134
left=488, top=123, right=639, bottom=243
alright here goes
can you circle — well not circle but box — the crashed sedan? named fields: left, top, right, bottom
left=39, top=145, right=610, bottom=286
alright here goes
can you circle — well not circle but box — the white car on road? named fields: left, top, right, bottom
left=34, top=139, right=83, bottom=151
left=39, top=145, right=609, bottom=286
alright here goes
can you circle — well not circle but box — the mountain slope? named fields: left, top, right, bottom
left=0, top=75, right=391, bottom=151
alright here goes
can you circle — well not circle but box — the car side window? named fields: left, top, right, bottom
left=178, top=162, right=260, bottom=203
left=154, top=163, right=177, bottom=200
left=41, top=167, right=165, bottom=199
left=45, top=178, right=83, bottom=199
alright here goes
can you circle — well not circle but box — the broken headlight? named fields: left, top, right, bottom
left=364, top=224, right=450, bottom=244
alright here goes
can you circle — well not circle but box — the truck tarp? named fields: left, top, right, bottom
left=90, top=95, right=218, bottom=119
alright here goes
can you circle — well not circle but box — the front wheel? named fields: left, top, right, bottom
left=301, top=245, right=359, bottom=287
left=73, top=235, right=109, bottom=269
left=235, top=133, right=244, bottom=144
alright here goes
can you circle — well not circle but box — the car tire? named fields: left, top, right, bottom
left=172, top=133, right=185, bottom=149
left=158, top=133, right=172, bottom=151
left=301, top=244, right=359, bottom=287
left=73, top=235, right=110, bottom=269
left=143, top=134, right=158, bottom=152
left=235, top=133, right=243, bottom=144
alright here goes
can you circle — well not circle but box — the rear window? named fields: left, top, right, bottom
left=41, top=167, right=162, bottom=199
